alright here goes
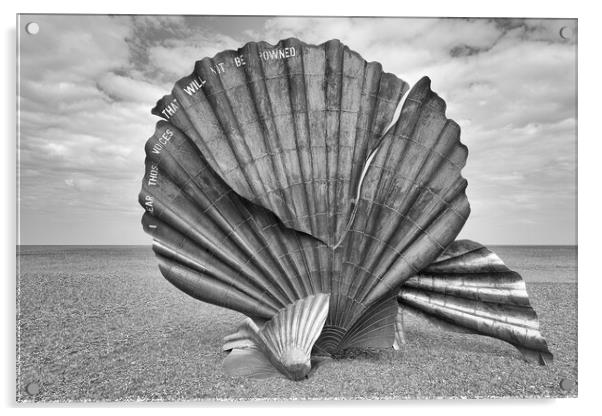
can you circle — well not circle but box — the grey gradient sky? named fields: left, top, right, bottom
left=17, top=15, right=577, bottom=245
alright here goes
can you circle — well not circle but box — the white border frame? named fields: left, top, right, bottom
left=4, top=1, right=598, bottom=414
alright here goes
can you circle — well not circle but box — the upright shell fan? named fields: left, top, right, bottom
left=139, top=38, right=552, bottom=380
left=152, top=38, right=407, bottom=246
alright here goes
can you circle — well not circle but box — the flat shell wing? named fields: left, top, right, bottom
left=398, top=240, right=553, bottom=365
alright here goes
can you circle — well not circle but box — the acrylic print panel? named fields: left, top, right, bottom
left=16, top=14, right=577, bottom=401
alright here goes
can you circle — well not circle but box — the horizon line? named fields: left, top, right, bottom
left=16, top=243, right=579, bottom=247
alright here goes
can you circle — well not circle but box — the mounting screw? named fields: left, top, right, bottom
left=25, top=381, right=41, bottom=396
left=25, top=22, right=40, bottom=35
left=560, top=378, right=575, bottom=391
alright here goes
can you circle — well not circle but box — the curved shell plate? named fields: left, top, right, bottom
left=318, top=77, right=470, bottom=348
left=398, top=240, right=553, bottom=365
left=153, top=38, right=408, bottom=246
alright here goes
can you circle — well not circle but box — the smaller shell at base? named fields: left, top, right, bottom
left=223, top=293, right=330, bottom=380
left=279, top=347, right=312, bottom=380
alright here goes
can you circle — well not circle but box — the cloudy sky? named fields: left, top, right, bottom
left=17, top=15, right=577, bottom=245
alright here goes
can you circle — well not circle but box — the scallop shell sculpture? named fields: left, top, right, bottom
left=139, top=38, right=552, bottom=380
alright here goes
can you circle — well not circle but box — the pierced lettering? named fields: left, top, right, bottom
left=183, top=77, right=206, bottom=96
left=234, top=55, right=246, bottom=67
left=209, top=62, right=226, bottom=75
left=259, top=47, right=296, bottom=62
left=161, top=99, right=179, bottom=119
left=147, top=164, right=159, bottom=186
left=158, top=128, right=173, bottom=145
left=144, top=194, right=154, bottom=213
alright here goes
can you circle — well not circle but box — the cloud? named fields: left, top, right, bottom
left=18, top=16, right=577, bottom=244
left=147, top=33, right=242, bottom=79
left=20, top=16, right=131, bottom=83
left=251, top=17, right=577, bottom=244
left=96, top=73, right=168, bottom=103
left=18, top=15, right=158, bottom=244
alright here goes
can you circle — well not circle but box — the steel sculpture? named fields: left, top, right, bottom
left=139, top=38, right=552, bottom=380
